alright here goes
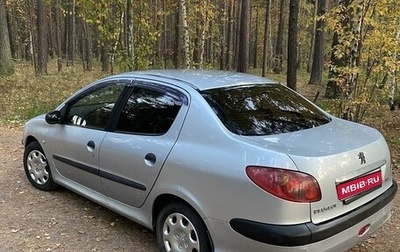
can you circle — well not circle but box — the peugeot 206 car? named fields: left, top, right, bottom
left=23, top=70, right=397, bottom=252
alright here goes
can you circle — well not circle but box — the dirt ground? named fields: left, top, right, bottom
left=0, top=125, right=157, bottom=252
left=0, top=121, right=399, bottom=252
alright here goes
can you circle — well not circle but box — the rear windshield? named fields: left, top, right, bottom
left=201, top=84, right=331, bottom=136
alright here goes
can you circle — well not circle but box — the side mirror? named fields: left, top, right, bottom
left=45, top=111, right=62, bottom=124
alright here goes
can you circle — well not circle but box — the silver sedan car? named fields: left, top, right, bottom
left=23, top=70, right=397, bottom=252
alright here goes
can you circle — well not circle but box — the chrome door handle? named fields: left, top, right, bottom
left=144, top=153, right=156, bottom=166
left=87, top=140, right=95, bottom=151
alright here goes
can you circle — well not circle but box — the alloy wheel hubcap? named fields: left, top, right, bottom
left=162, top=213, right=200, bottom=252
left=27, top=150, right=49, bottom=185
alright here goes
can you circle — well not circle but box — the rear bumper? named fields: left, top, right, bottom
left=230, top=179, right=397, bottom=246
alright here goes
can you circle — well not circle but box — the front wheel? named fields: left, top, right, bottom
left=23, top=141, right=57, bottom=191
left=156, top=203, right=212, bottom=252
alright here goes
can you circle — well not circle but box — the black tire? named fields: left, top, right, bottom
left=23, top=141, right=57, bottom=191
left=156, top=203, right=212, bottom=252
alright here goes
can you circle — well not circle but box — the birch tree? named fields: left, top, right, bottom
left=325, top=0, right=400, bottom=121
left=180, top=0, right=190, bottom=68
left=198, top=0, right=209, bottom=68
left=126, top=0, right=134, bottom=70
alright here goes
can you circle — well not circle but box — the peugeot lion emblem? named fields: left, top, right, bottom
left=358, top=152, right=366, bottom=164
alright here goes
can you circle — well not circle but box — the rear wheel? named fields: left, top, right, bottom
left=23, top=141, right=57, bottom=191
left=156, top=203, right=212, bottom=252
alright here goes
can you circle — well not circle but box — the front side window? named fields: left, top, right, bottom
left=201, top=84, right=331, bottom=136
left=66, top=83, right=125, bottom=129
left=116, top=86, right=183, bottom=135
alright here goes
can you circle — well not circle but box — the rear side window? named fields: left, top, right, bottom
left=201, top=84, right=331, bottom=136
left=116, top=87, right=183, bottom=135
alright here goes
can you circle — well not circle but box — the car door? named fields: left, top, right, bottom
left=99, top=81, right=188, bottom=207
left=46, top=80, right=128, bottom=193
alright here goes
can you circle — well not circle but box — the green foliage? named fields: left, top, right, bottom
left=325, top=0, right=400, bottom=122
left=76, top=0, right=160, bottom=71
left=131, top=2, right=159, bottom=70
left=4, top=0, right=400, bottom=125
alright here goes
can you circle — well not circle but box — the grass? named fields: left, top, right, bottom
left=0, top=60, right=107, bottom=125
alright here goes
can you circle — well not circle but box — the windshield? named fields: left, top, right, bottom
left=201, top=84, right=331, bottom=136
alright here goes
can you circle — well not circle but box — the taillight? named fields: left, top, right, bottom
left=246, top=166, right=321, bottom=203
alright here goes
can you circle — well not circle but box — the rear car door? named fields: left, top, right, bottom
left=46, top=80, right=128, bottom=192
left=99, top=81, right=188, bottom=207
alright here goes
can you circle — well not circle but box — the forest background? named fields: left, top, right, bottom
left=1, top=0, right=400, bottom=124
left=1, top=2, right=400, bottom=251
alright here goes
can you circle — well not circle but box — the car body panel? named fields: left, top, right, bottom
left=242, top=118, right=382, bottom=157
left=98, top=78, right=190, bottom=207
left=149, top=93, right=312, bottom=225
left=114, top=69, right=276, bottom=91
left=99, top=114, right=187, bottom=207
left=205, top=199, right=393, bottom=252
left=46, top=125, right=105, bottom=193
left=239, top=117, right=393, bottom=223
left=22, top=70, right=397, bottom=252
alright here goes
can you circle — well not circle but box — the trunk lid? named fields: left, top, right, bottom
left=242, top=118, right=393, bottom=224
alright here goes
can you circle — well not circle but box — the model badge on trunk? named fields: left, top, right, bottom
left=313, top=204, right=337, bottom=214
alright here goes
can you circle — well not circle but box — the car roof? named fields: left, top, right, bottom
left=111, top=69, right=278, bottom=91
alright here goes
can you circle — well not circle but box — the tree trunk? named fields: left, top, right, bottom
left=174, top=10, right=181, bottom=68
left=307, top=1, right=318, bottom=73
left=237, top=0, right=250, bottom=73
left=47, top=5, right=55, bottom=59
left=126, top=0, right=134, bottom=70
left=66, top=0, right=75, bottom=66
left=162, top=0, right=168, bottom=68
left=262, top=0, right=272, bottom=77
left=36, top=0, right=48, bottom=75
left=389, top=23, right=400, bottom=110
left=179, top=0, right=190, bottom=68
left=326, top=32, right=343, bottom=98
left=26, top=0, right=36, bottom=67
left=101, top=43, right=110, bottom=72
left=234, top=1, right=241, bottom=70
left=252, top=6, right=259, bottom=69
left=287, top=0, right=299, bottom=90
left=219, top=0, right=227, bottom=70
left=5, top=5, right=16, bottom=59
left=225, top=0, right=235, bottom=70
left=207, top=26, right=213, bottom=64
left=0, top=0, right=14, bottom=75
left=273, top=0, right=285, bottom=74
left=198, top=0, right=208, bottom=69
left=54, top=0, right=62, bottom=71
left=83, top=21, right=92, bottom=71
left=308, top=0, right=326, bottom=85
left=326, top=0, right=352, bottom=98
